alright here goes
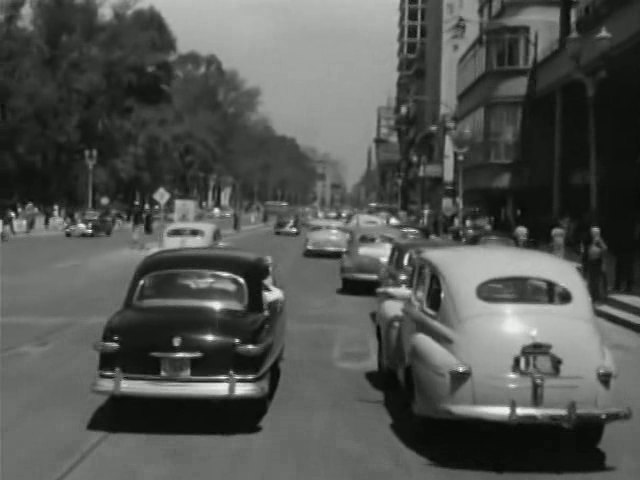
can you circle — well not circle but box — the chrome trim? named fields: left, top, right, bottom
left=229, top=370, right=236, bottom=395
left=449, top=364, right=472, bottom=379
left=97, top=370, right=260, bottom=382
left=114, top=367, right=123, bottom=395
left=440, top=402, right=632, bottom=426
left=597, top=366, right=615, bottom=388
left=341, top=272, right=380, bottom=282
left=235, top=341, right=270, bottom=356
left=305, top=246, right=347, bottom=252
left=532, top=374, right=545, bottom=407
left=92, top=374, right=270, bottom=399
left=149, top=351, right=203, bottom=359
left=93, top=341, right=120, bottom=353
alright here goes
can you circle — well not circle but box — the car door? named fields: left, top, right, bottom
left=397, top=262, right=430, bottom=379
left=410, top=270, right=461, bottom=410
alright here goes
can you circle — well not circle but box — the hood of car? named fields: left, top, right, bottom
left=162, top=237, right=210, bottom=249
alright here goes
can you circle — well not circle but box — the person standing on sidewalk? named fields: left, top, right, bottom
left=581, top=226, right=608, bottom=302
left=131, top=202, right=145, bottom=249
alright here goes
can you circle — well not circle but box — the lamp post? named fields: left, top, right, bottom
left=84, top=148, right=97, bottom=209
left=565, top=26, right=613, bottom=220
left=450, top=126, right=473, bottom=214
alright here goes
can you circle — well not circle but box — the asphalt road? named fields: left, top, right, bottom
left=1, top=226, right=639, bottom=480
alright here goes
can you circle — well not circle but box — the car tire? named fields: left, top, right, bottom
left=574, top=424, right=604, bottom=449
left=267, top=363, right=281, bottom=401
left=341, top=278, right=352, bottom=293
left=106, top=229, right=112, bottom=236
left=376, top=329, right=397, bottom=390
left=237, top=398, right=269, bottom=428
left=65, top=233, right=71, bottom=237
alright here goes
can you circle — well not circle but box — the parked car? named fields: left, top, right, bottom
left=91, top=248, right=286, bottom=425
left=157, top=222, right=223, bottom=250
left=65, top=210, right=113, bottom=237
left=377, top=245, right=631, bottom=448
left=303, top=219, right=350, bottom=256
left=212, top=206, right=234, bottom=219
left=274, top=215, right=300, bottom=236
left=339, top=225, right=402, bottom=292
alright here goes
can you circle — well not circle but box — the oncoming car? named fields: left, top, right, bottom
left=92, top=248, right=286, bottom=425
left=303, top=219, right=349, bottom=256
left=378, top=246, right=631, bottom=448
left=159, top=222, right=222, bottom=250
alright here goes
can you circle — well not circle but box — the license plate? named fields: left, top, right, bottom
left=160, top=358, right=191, bottom=377
left=513, top=342, right=562, bottom=377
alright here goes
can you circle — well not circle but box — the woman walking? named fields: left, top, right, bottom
left=581, top=226, right=608, bottom=303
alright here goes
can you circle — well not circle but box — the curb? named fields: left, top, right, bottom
left=596, top=304, right=640, bottom=333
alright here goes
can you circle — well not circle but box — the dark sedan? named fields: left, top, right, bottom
left=92, top=248, right=286, bottom=424
left=65, top=210, right=113, bottom=237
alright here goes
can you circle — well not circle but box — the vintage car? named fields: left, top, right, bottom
left=157, top=222, right=222, bottom=251
left=376, top=246, right=631, bottom=447
left=92, top=248, right=286, bottom=424
left=274, top=214, right=300, bottom=236
left=346, top=213, right=387, bottom=228
left=65, top=210, right=113, bottom=237
left=339, top=225, right=402, bottom=291
left=467, top=230, right=516, bottom=247
left=303, top=219, right=349, bottom=256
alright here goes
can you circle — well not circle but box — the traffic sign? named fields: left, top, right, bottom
left=153, top=187, right=171, bottom=206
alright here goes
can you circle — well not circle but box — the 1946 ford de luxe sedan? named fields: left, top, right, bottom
left=377, top=246, right=631, bottom=447
left=92, top=248, right=285, bottom=423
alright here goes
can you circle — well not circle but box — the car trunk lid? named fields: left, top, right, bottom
left=459, top=312, right=602, bottom=409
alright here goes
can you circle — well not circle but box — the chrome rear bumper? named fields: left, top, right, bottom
left=92, top=370, right=270, bottom=400
left=442, top=401, right=632, bottom=427
left=306, top=246, right=346, bottom=253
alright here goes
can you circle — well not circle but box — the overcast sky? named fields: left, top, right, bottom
left=145, top=0, right=397, bottom=186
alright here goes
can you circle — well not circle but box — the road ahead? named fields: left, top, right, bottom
left=2, top=227, right=640, bottom=480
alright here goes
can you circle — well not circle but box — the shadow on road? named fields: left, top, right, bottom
left=87, top=398, right=265, bottom=435
left=364, top=370, right=611, bottom=474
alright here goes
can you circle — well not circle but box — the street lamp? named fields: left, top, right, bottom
left=450, top=127, right=473, bottom=214
left=565, top=26, right=613, bottom=219
left=84, top=148, right=97, bottom=209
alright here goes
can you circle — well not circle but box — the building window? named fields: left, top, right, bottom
left=458, top=108, right=485, bottom=165
left=486, top=28, right=531, bottom=69
left=457, top=41, right=486, bottom=94
left=486, top=103, right=522, bottom=163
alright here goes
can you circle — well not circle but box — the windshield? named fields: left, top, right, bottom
left=477, top=277, right=572, bottom=305
left=134, top=269, right=247, bottom=309
left=358, top=234, right=394, bottom=244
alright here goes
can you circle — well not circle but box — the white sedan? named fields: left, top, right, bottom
left=376, top=245, right=632, bottom=448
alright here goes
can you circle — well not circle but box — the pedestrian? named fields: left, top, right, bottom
left=131, top=202, right=145, bottom=249
left=513, top=225, right=529, bottom=248
left=143, top=205, right=153, bottom=235
left=581, top=226, right=608, bottom=302
left=548, top=226, right=568, bottom=259
left=233, top=210, right=240, bottom=231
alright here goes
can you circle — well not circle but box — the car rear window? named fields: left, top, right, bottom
left=167, top=228, right=205, bottom=237
left=477, top=277, right=572, bottom=304
left=135, top=270, right=247, bottom=309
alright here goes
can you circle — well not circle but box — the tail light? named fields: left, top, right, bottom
left=234, top=321, right=272, bottom=356
left=597, top=366, right=615, bottom=389
left=449, top=363, right=472, bottom=380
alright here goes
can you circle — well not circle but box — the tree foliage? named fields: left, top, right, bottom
left=0, top=0, right=318, bottom=206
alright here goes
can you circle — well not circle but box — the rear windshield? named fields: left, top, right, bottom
left=166, top=228, right=205, bottom=237
left=134, top=269, right=247, bottom=309
left=477, top=277, right=572, bottom=305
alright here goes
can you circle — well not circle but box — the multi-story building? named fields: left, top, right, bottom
left=455, top=0, right=563, bottom=226
left=374, top=105, right=401, bottom=205
left=522, top=0, right=640, bottom=245
left=395, top=0, right=478, bottom=214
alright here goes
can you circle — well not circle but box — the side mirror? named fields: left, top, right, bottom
left=376, top=286, right=411, bottom=301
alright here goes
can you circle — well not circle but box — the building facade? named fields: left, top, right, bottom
left=522, top=0, right=640, bottom=244
left=456, top=0, right=563, bottom=226
left=396, top=0, right=478, bottom=215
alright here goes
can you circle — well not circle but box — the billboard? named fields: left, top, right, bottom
left=376, top=106, right=398, bottom=142
left=375, top=141, right=401, bottom=167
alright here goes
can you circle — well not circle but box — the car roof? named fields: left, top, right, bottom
left=393, top=237, right=457, bottom=253
left=350, top=225, right=400, bottom=236
left=417, top=246, right=591, bottom=318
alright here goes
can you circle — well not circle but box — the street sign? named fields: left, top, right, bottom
left=153, top=187, right=171, bottom=206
